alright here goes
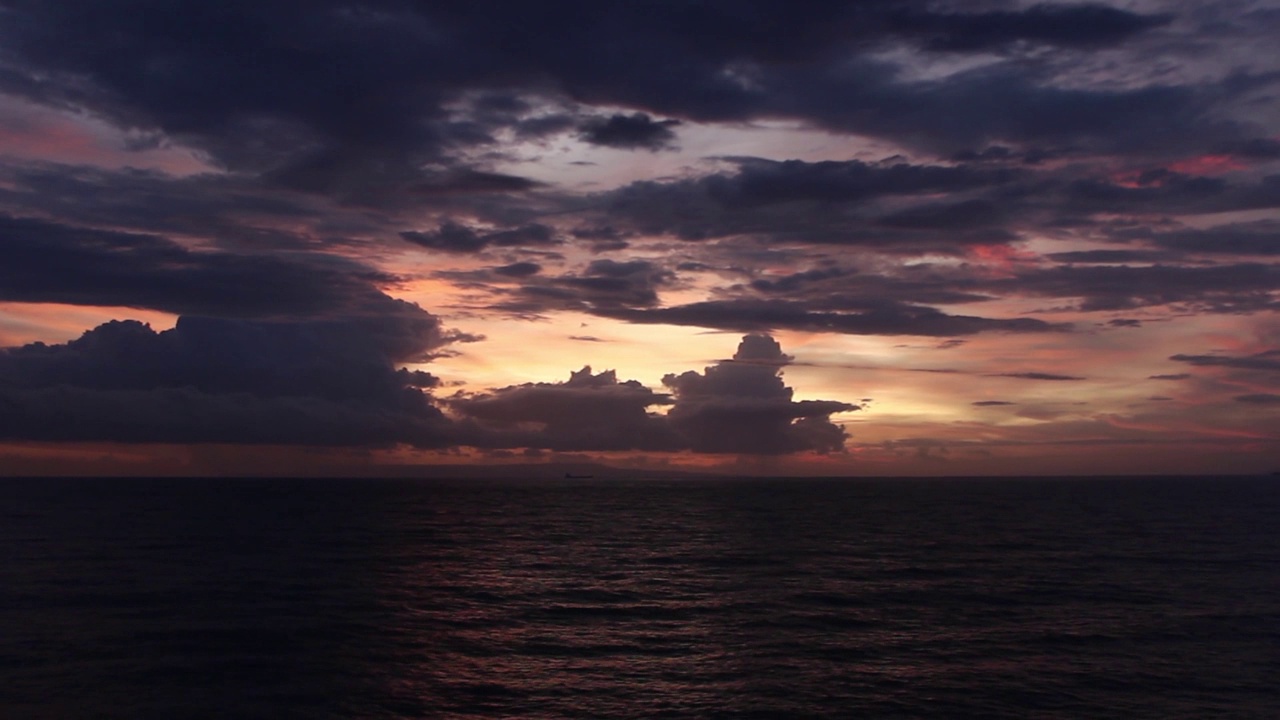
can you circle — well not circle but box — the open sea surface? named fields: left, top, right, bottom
left=2, top=475, right=1278, bottom=718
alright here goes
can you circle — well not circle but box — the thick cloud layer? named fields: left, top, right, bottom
left=0, top=312, right=451, bottom=446
left=0, top=0, right=1243, bottom=195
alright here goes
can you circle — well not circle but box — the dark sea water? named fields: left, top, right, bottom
left=2, top=475, right=1278, bottom=719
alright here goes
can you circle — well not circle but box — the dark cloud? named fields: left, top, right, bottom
left=751, top=267, right=853, bottom=294
left=1061, top=173, right=1280, bottom=217
left=446, top=334, right=854, bottom=454
left=887, top=4, right=1169, bottom=52
left=598, top=299, right=1069, bottom=337
left=660, top=335, right=855, bottom=454
left=972, top=400, right=1016, bottom=406
left=401, top=222, right=559, bottom=254
left=0, top=312, right=451, bottom=446
left=578, top=113, right=680, bottom=150
left=446, top=367, right=678, bottom=452
left=699, top=158, right=1018, bottom=208
left=0, top=318, right=858, bottom=457
left=493, top=261, right=542, bottom=278
left=995, top=263, right=1280, bottom=313
left=0, top=0, right=1253, bottom=203
left=1147, top=221, right=1280, bottom=256
left=408, top=169, right=543, bottom=197
left=588, top=156, right=1032, bottom=249
left=1217, top=138, right=1280, bottom=160
left=1170, top=349, right=1280, bottom=372
left=993, top=372, right=1086, bottom=381
left=497, top=259, right=676, bottom=314
left=1149, top=373, right=1191, bottom=380
left=0, top=0, right=1276, bottom=470
left=0, top=163, right=323, bottom=252
left=876, top=199, right=1003, bottom=229
left=1234, top=393, right=1280, bottom=404
left=0, top=214, right=399, bottom=318
left=1045, top=250, right=1179, bottom=264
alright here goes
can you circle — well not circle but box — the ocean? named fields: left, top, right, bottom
left=2, top=475, right=1277, bottom=719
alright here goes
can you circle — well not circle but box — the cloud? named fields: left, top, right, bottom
left=0, top=316, right=854, bottom=458
left=493, top=261, right=542, bottom=278
left=972, top=400, right=1016, bottom=406
left=0, top=0, right=1256, bottom=203
left=0, top=214, right=401, bottom=319
left=697, top=157, right=1017, bottom=208
left=496, top=259, right=676, bottom=314
left=0, top=163, right=321, bottom=252
left=445, top=334, right=855, bottom=454
left=876, top=199, right=1003, bottom=229
left=887, top=4, right=1169, bottom=52
left=992, top=372, right=1086, bottom=381
left=401, top=222, right=559, bottom=254
left=408, top=169, right=544, bottom=197
left=1147, top=221, right=1280, bottom=256
left=1234, top=393, right=1280, bottom=404
left=0, top=1, right=1277, bottom=474
left=1170, top=349, right=1280, bottom=372
left=1045, top=250, right=1178, bottom=264
left=578, top=113, right=680, bottom=150
left=446, top=367, right=678, bottom=451
left=0, top=311, right=451, bottom=446
left=593, top=156, right=1022, bottom=246
left=993, top=263, right=1280, bottom=313
left=597, top=299, right=1069, bottom=337
left=1149, top=373, right=1191, bottom=380
left=660, top=335, right=856, bottom=454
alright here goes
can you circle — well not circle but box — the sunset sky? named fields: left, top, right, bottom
left=1, top=0, right=1278, bottom=476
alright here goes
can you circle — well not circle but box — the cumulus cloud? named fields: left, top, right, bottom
left=446, top=367, right=678, bottom=451
left=0, top=309, right=452, bottom=446
left=447, top=334, right=856, bottom=454
left=660, top=334, right=856, bottom=454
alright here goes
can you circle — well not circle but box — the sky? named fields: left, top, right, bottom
left=0, top=0, right=1278, bottom=477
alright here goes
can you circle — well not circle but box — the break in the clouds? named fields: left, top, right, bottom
left=0, top=1, right=1277, bottom=474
